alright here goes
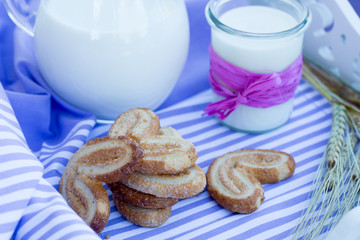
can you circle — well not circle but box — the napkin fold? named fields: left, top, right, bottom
left=0, top=84, right=99, bottom=239
left=3, top=24, right=96, bottom=152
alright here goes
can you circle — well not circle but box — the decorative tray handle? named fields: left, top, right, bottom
left=301, top=0, right=360, bottom=92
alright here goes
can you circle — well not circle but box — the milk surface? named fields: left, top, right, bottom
left=34, top=0, right=189, bottom=120
left=210, top=6, right=304, bottom=132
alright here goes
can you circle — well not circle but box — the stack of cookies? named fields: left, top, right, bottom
left=107, top=108, right=206, bottom=227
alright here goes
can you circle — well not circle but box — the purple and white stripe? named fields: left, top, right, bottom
left=91, top=80, right=332, bottom=239
left=1, top=79, right=332, bottom=239
left=0, top=85, right=99, bottom=240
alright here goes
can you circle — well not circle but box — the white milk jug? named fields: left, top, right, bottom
left=4, top=0, right=190, bottom=121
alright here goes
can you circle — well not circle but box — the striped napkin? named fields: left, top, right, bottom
left=0, top=77, right=332, bottom=240
left=88, top=79, right=331, bottom=239
left=0, top=85, right=100, bottom=239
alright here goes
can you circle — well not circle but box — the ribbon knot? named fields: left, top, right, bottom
left=236, top=93, right=248, bottom=105
left=203, top=46, right=303, bottom=120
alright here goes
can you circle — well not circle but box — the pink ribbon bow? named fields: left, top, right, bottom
left=203, top=46, right=303, bottom=120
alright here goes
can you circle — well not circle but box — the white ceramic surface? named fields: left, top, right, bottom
left=33, top=0, right=189, bottom=120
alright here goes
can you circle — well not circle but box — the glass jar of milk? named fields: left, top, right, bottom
left=3, top=0, right=189, bottom=121
left=205, top=0, right=311, bottom=133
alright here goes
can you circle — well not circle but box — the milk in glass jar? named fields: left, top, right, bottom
left=204, top=0, right=311, bottom=132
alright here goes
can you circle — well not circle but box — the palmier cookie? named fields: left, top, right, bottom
left=206, top=156, right=264, bottom=214
left=77, top=136, right=143, bottom=183
left=68, top=175, right=110, bottom=233
left=122, top=165, right=206, bottom=199
left=136, top=135, right=198, bottom=174
left=159, top=126, right=182, bottom=138
left=59, top=136, right=143, bottom=233
left=108, top=108, right=160, bottom=142
left=108, top=181, right=178, bottom=209
left=113, top=197, right=172, bottom=227
left=59, top=136, right=142, bottom=199
left=231, top=149, right=295, bottom=184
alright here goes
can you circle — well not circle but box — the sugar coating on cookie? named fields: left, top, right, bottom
left=229, top=149, right=295, bottom=184
left=59, top=136, right=143, bottom=233
left=113, top=197, right=172, bottom=227
left=108, top=107, right=160, bottom=142
left=206, top=149, right=295, bottom=213
left=108, top=181, right=178, bottom=209
left=137, top=135, right=198, bottom=174
left=122, top=165, right=206, bottom=199
left=207, top=156, right=264, bottom=213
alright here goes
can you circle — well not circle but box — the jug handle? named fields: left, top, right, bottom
left=3, top=0, right=39, bottom=36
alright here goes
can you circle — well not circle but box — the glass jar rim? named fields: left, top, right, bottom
left=205, top=0, right=311, bottom=39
